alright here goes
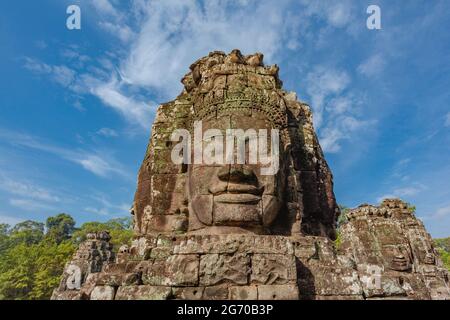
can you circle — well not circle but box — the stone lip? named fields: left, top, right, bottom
left=214, top=193, right=261, bottom=204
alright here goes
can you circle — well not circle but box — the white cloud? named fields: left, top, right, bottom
left=98, top=21, right=134, bottom=42
left=24, top=56, right=153, bottom=129
left=431, top=205, right=450, bottom=219
left=73, top=100, right=86, bottom=112
left=0, top=176, right=60, bottom=203
left=9, top=198, right=56, bottom=211
left=84, top=206, right=112, bottom=216
left=393, top=186, right=423, bottom=197
left=326, top=96, right=352, bottom=115
left=84, top=204, right=129, bottom=217
left=376, top=184, right=427, bottom=203
left=87, top=0, right=137, bottom=43
left=97, top=128, right=118, bottom=137
left=84, top=192, right=131, bottom=217
left=93, top=80, right=153, bottom=129
left=91, top=0, right=120, bottom=17
left=305, top=66, right=375, bottom=153
left=119, top=1, right=300, bottom=98
left=75, top=154, right=122, bottom=177
left=300, top=0, right=355, bottom=28
left=398, top=158, right=411, bottom=166
left=24, top=58, right=76, bottom=88
left=0, top=171, right=64, bottom=214
left=358, top=54, right=385, bottom=77
left=24, top=1, right=361, bottom=133
left=0, top=214, right=24, bottom=226
left=319, top=116, right=375, bottom=153
left=318, top=127, right=344, bottom=153
left=445, top=112, right=450, bottom=127
left=305, top=67, right=351, bottom=128
left=0, top=129, right=128, bottom=178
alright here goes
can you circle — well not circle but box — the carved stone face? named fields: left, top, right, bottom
left=187, top=113, right=286, bottom=234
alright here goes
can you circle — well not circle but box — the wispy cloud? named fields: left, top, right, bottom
left=24, top=58, right=76, bottom=88
left=299, top=0, right=356, bottom=29
left=23, top=1, right=362, bottom=135
left=118, top=0, right=305, bottom=97
left=9, top=198, right=57, bottom=211
left=305, top=66, right=375, bottom=153
left=99, top=21, right=135, bottom=43
left=91, top=0, right=121, bottom=17
left=24, top=55, right=154, bottom=130
left=445, top=112, right=450, bottom=127
left=0, top=174, right=60, bottom=203
left=376, top=183, right=428, bottom=203
left=305, top=66, right=351, bottom=128
left=97, top=128, right=118, bottom=138
left=358, top=54, right=386, bottom=77
left=75, top=154, right=123, bottom=177
left=93, top=79, right=153, bottom=129
left=0, top=171, right=63, bottom=213
left=430, top=205, right=450, bottom=219
left=0, top=129, right=129, bottom=178
left=0, top=214, right=24, bottom=226
left=84, top=192, right=131, bottom=217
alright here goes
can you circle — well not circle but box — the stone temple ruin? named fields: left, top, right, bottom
left=52, top=50, right=450, bottom=300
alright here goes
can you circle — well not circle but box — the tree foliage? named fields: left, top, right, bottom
left=72, top=217, right=133, bottom=250
left=0, top=214, right=133, bottom=300
left=10, top=220, right=44, bottom=246
left=45, top=213, right=76, bottom=244
left=435, top=237, right=450, bottom=272
left=334, top=205, right=351, bottom=250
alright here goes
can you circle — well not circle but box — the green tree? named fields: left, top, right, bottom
left=337, top=205, right=350, bottom=228
left=434, top=237, right=450, bottom=272
left=0, top=215, right=133, bottom=300
left=10, top=220, right=44, bottom=245
left=0, top=240, right=75, bottom=300
left=45, top=213, right=76, bottom=243
left=334, top=205, right=351, bottom=250
left=0, top=242, right=39, bottom=299
left=0, top=224, right=10, bottom=254
left=29, top=240, right=75, bottom=299
left=434, top=237, right=450, bottom=252
left=72, top=217, right=133, bottom=250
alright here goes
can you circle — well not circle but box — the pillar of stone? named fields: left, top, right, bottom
left=52, top=231, right=115, bottom=300
left=339, top=199, right=450, bottom=299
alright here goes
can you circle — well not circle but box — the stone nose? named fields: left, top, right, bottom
left=217, top=164, right=257, bottom=184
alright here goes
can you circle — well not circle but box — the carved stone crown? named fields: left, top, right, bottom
left=192, top=89, right=289, bottom=129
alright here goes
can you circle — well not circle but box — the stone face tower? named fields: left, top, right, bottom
left=52, top=50, right=450, bottom=300
left=132, top=49, right=338, bottom=240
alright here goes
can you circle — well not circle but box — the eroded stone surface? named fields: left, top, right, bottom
left=200, top=253, right=250, bottom=286
left=339, top=199, right=450, bottom=300
left=52, top=231, right=115, bottom=299
left=144, top=254, right=199, bottom=286
left=250, top=254, right=296, bottom=285
left=90, top=286, right=116, bottom=300
left=115, top=285, right=172, bottom=300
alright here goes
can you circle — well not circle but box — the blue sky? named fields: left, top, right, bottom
left=0, top=0, right=449, bottom=237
